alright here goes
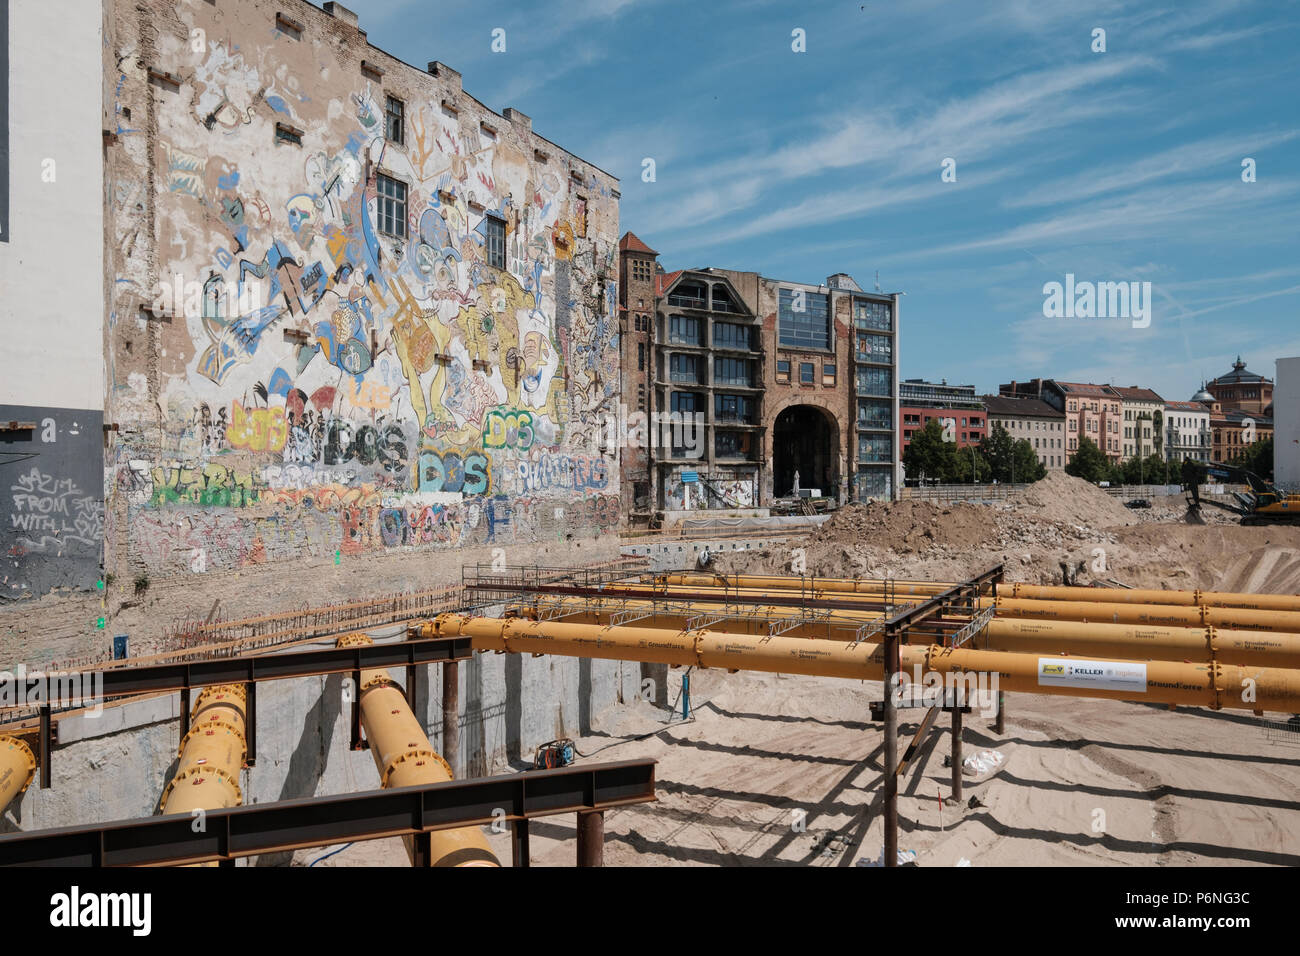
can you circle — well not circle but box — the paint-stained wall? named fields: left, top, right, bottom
left=104, top=0, right=621, bottom=581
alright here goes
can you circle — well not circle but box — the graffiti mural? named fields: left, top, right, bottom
left=108, top=3, right=621, bottom=575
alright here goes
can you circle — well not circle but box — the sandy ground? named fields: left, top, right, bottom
left=287, top=666, right=1300, bottom=867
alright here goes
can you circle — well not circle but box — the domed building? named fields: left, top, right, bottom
left=1195, top=359, right=1274, bottom=464
left=1205, top=356, right=1273, bottom=415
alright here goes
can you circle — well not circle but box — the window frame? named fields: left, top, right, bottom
left=484, top=214, right=506, bottom=269
left=384, top=94, right=405, bottom=145
left=375, top=172, right=408, bottom=239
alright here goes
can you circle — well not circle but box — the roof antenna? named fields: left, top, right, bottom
left=874, top=270, right=881, bottom=293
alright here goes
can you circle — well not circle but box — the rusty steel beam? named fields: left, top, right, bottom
left=0, top=759, right=657, bottom=867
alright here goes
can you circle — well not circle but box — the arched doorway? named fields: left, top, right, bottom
left=772, top=405, right=838, bottom=497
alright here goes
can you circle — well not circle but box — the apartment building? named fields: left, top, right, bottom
left=1112, top=386, right=1165, bottom=461
left=981, top=395, right=1067, bottom=471
left=1000, top=379, right=1124, bottom=464
left=900, top=381, right=986, bottom=454
left=1164, top=400, right=1212, bottom=462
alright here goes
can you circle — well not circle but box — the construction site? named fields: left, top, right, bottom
left=2, top=472, right=1298, bottom=868
left=0, top=0, right=1296, bottom=895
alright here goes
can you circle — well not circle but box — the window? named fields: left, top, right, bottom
left=853, top=298, right=892, bottom=331
left=671, top=391, right=702, bottom=413
left=859, top=434, right=892, bottom=463
left=715, top=431, right=752, bottom=458
left=856, top=366, right=891, bottom=397
left=713, top=322, right=753, bottom=350
left=670, top=355, right=701, bottom=384
left=715, top=393, right=754, bottom=423
left=711, top=285, right=737, bottom=313
left=385, top=95, right=405, bottom=144
left=669, top=314, right=701, bottom=345
left=637, top=343, right=644, bottom=371
left=715, top=357, right=753, bottom=387
left=484, top=215, right=506, bottom=269
left=822, top=363, right=836, bottom=386
left=376, top=173, right=407, bottom=238
left=800, top=362, right=815, bottom=384
left=856, top=333, right=892, bottom=363
left=668, top=281, right=707, bottom=309
left=631, top=259, right=652, bottom=282
left=275, top=122, right=303, bottom=146
left=776, top=360, right=790, bottom=383
left=779, top=288, right=830, bottom=350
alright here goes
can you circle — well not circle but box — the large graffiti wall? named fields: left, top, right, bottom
left=104, top=1, right=621, bottom=578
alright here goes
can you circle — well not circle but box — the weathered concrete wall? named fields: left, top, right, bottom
left=101, top=0, right=620, bottom=594
left=2, top=649, right=645, bottom=844
left=0, top=2, right=106, bottom=601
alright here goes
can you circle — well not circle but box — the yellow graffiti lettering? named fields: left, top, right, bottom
left=227, top=401, right=288, bottom=453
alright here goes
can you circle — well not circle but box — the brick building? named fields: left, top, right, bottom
left=899, top=380, right=986, bottom=466
left=617, top=239, right=899, bottom=513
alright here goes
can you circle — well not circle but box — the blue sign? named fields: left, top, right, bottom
left=681, top=471, right=698, bottom=483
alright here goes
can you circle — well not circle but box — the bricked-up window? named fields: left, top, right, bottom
left=779, top=288, right=830, bottom=350
left=385, top=95, right=405, bottom=144
left=776, top=359, right=791, bottom=383
left=484, top=215, right=506, bottom=269
left=822, top=363, right=836, bottom=386
left=376, top=173, right=407, bottom=238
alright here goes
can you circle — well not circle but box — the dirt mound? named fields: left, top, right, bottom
left=809, top=500, right=993, bottom=554
left=1006, top=472, right=1136, bottom=528
left=715, top=475, right=1300, bottom=593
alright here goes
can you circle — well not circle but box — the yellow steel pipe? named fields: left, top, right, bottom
left=984, top=596, right=1300, bottom=633
left=336, top=634, right=498, bottom=867
left=160, top=684, right=247, bottom=818
left=980, top=618, right=1300, bottom=669
left=528, top=596, right=1300, bottom=669
left=425, top=614, right=1300, bottom=713
left=1004, top=583, right=1300, bottom=613
left=0, top=735, right=36, bottom=812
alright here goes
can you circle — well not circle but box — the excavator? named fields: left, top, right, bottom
left=1183, top=461, right=1300, bottom=525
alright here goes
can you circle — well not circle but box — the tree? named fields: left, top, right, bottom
left=1231, top=437, right=1274, bottom=480
left=1152, top=409, right=1164, bottom=458
left=1010, top=438, right=1048, bottom=483
left=1066, top=437, right=1111, bottom=483
left=903, top=418, right=957, bottom=482
left=979, top=424, right=1016, bottom=481
left=952, top=445, right=992, bottom=483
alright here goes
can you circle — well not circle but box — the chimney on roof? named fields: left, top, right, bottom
left=503, top=107, right=531, bottom=133
left=323, top=2, right=360, bottom=28
left=428, top=61, right=463, bottom=94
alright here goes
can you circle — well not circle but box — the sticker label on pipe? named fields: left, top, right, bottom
left=1037, top=657, right=1146, bottom=692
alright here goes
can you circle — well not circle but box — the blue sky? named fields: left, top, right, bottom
left=352, top=0, right=1299, bottom=401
